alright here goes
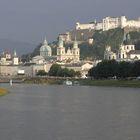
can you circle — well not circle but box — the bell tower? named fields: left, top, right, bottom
left=72, top=37, right=80, bottom=61
left=57, top=36, right=65, bottom=61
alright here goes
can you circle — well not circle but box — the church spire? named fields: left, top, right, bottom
left=43, top=37, right=48, bottom=45
left=13, top=49, right=17, bottom=57
left=73, top=36, right=78, bottom=49
left=58, top=36, right=64, bottom=48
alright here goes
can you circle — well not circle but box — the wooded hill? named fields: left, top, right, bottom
left=22, top=28, right=140, bottom=61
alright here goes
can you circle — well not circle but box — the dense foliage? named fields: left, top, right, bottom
left=49, top=64, right=81, bottom=77
left=89, top=60, right=140, bottom=79
left=36, top=70, right=47, bottom=76
left=80, top=28, right=124, bottom=59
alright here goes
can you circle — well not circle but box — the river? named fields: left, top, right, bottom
left=0, top=84, right=140, bottom=140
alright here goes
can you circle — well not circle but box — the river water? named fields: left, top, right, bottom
left=0, top=84, right=140, bottom=140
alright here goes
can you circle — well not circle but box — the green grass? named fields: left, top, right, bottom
left=24, top=78, right=140, bottom=88
left=79, top=79, right=140, bottom=88
left=24, top=78, right=62, bottom=85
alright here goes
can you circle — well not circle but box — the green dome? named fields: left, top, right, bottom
left=40, top=39, right=52, bottom=57
left=40, top=39, right=52, bottom=52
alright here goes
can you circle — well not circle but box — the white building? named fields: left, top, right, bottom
left=102, top=16, right=140, bottom=31
left=76, top=22, right=96, bottom=30
left=104, top=34, right=140, bottom=61
left=0, top=50, right=19, bottom=65
left=75, top=16, right=140, bottom=32
left=76, top=21, right=103, bottom=31
left=61, top=62, right=94, bottom=77
left=32, top=55, right=45, bottom=64
left=57, top=36, right=80, bottom=62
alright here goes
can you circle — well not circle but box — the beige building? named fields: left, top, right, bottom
left=0, top=50, right=19, bottom=65
left=0, top=63, right=52, bottom=77
left=61, top=62, right=94, bottom=77
left=57, top=36, right=80, bottom=62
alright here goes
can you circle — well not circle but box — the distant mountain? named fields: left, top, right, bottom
left=0, top=39, right=36, bottom=55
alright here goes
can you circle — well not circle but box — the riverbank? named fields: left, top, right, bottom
left=24, top=78, right=140, bottom=88
left=0, top=88, right=8, bottom=96
left=80, top=79, right=140, bottom=88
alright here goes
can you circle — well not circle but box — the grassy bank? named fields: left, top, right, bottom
left=0, top=88, right=8, bottom=96
left=79, top=79, right=140, bottom=88
left=24, top=78, right=140, bottom=88
left=24, top=78, right=62, bottom=85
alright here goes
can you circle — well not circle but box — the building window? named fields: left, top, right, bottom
left=123, top=54, right=124, bottom=58
left=119, top=54, right=121, bottom=58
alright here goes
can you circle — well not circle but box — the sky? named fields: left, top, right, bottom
left=0, top=0, right=140, bottom=45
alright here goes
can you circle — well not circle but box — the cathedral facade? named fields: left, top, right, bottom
left=57, top=36, right=80, bottom=62
left=0, top=50, right=19, bottom=65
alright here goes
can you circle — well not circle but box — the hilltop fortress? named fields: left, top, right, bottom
left=76, top=16, right=140, bottom=31
left=59, top=16, right=140, bottom=44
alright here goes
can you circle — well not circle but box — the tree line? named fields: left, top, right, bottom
left=89, top=60, right=140, bottom=79
left=37, top=64, right=81, bottom=77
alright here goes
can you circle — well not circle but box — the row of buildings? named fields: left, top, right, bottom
left=76, top=16, right=140, bottom=31
left=0, top=37, right=95, bottom=77
left=32, top=36, right=80, bottom=64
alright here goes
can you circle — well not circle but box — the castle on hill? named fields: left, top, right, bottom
left=58, top=16, right=140, bottom=44
left=76, top=16, right=140, bottom=31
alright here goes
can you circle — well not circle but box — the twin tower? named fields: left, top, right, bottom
left=57, top=36, right=80, bottom=62
left=40, top=36, right=80, bottom=62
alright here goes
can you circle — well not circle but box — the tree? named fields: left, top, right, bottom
left=49, top=64, right=81, bottom=77
left=89, top=60, right=118, bottom=78
left=132, top=60, right=140, bottom=77
left=36, top=70, right=47, bottom=76
left=117, top=61, right=133, bottom=78
left=49, top=64, right=61, bottom=76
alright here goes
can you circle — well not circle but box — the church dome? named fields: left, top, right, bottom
left=40, top=38, right=52, bottom=58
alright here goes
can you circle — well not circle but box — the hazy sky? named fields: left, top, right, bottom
left=0, top=0, right=140, bottom=44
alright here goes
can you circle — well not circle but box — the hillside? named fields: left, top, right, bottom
left=79, top=28, right=140, bottom=59
left=23, top=28, right=140, bottom=60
